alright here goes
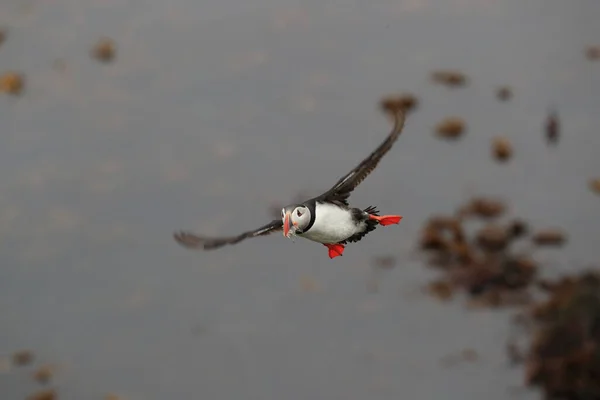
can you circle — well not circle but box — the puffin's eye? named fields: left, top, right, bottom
left=296, top=209, right=303, bottom=217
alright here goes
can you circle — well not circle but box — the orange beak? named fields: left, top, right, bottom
left=283, top=211, right=291, bottom=237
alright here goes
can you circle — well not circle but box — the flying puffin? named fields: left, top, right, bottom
left=173, top=107, right=407, bottom=259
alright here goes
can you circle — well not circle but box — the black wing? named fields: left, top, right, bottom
left=174, top=219, right=283, bottom=250
left=313, top=108, right=406, bottom=206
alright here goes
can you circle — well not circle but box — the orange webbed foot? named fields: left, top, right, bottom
left=324, top=243, right=345, bottom=259
left=369, top=214, right=403, bottom=226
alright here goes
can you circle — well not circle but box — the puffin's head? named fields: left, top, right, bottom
left=282, top=205, right=310, bottom=238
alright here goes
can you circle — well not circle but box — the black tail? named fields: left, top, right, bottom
left=363, top=205, right=380, bottom=216
left=361, top=206, right=381, bottom=237
left=340, top=206, right=380, bottom=245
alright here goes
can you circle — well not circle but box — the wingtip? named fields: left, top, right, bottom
left=173, top=230, right=186, bottom=242
left=174, top=230, right=225, bottom=251
left=173, top=230, right=203, bottom=249
left=173, top=231, right=185, bottom=245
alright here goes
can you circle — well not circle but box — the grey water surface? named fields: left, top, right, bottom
left=1, top=0, right=599, bottom=398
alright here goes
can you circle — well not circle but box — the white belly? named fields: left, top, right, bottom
left=298, top=203, right=365, bottom=244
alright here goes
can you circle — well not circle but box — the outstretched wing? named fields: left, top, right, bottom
left=314, top=108, right=406, bottom=206
left=174, top=219, right=283, bottom=250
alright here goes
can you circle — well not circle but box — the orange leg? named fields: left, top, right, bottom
left=324, top=243, right=345, bottom=259
left=369, top=214, right=403, bottom=226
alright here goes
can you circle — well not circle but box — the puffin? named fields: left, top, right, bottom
left=173, top=107, right=406, bottom=259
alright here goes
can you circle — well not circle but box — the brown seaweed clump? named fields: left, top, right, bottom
left=379, top=94, right=418, bottom=114
left=0, top=71, right=24, bottom=96
left=427, top=279, right=455, bottom=301
left=435, top=117, right=466, bottom=139
left=418, top=198, right=541, bottom=308
left=33, top=364, right=56, bottom=384
left=459, top=196, right=506, bottom=219
left=431, top=70, right=468, bottom=88
left=12, top=349, right=34, bottom=366
left=545, top=109, right=559, bottom=145
left=586, top=46, right=600, bottom=61
left=26, top=389, right=56, bottom=400
left=532, top=229, right=567, bottom=247
left=492, top=137, right=513, bottom=162
left=92, top=38, right=116, bottom=63
left=589, top=178, right=600, bottom=195
left=496, top=86, right=512, bottom=101
left=476, top=224, right=510, bottom=252
left=520, top=270, right=600, bottom=399
left=507, top=219, right=529, bottom=239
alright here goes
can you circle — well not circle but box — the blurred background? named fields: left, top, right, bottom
left=1, top=0, right=599, bottom=399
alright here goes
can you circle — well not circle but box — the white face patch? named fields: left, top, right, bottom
left=283, top=205, right=310, bottom=240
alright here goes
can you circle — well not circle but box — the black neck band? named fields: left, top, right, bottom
left=297, top=199, right=316, bottom=234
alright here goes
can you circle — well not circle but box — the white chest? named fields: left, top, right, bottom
left=299, top=203, right=364, bottom=244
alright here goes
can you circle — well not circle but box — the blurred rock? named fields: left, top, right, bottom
left=461, top=197, right=506, bottom=219
left=12, top=350, right=34, bottom=366
left=26, top=390, right=56, bottom=400
left=476, top=224, right=510, bottom=252
left=419, top=226, right=448, bottom=251
left=379, top=93, right=419, bottom=114
left=417, top=198, right=545, bottom=308
left=0, top=28, right=6, bottom=47
left=492, top=137, right=513, bottom=162
left=589, top=178, right=600, bottom=195
left=496, top=86, right=512, bottom=101
left=586, top=46, right=600, bottom=61
left=507, top=219, right=529, bottom=239
left=431, top=70, right=468, bottom=88
left=92, top=38, right=116, bottom=63
left=545, top=109, right=559, bottom=145
left=33, top=365, right=56, bottom=384
left=0, top=72, right=24, bottom=96
left=426, top=215, right=462, bottom=231
left=435, top=117, right=466, bottom=139
left=532, top=229, right=566, bottom=246
left=519, top=270, right=600, bottom=399
left=427, top=279, right=454, bottom=301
